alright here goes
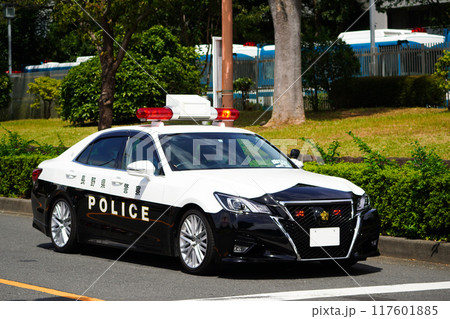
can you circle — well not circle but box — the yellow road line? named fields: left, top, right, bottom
left=0, top=278, right=104, bottom=301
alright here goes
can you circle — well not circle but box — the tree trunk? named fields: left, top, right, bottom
left=97, top=26, right=118, bottom=131
left=44, top=100, right=51, bottom=119
left=266, top=0, right=305, bottom=126
left=98, top=65, right=117, bottom=131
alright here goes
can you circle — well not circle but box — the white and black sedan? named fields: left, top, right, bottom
left=31, top=95, right=379, bottom=274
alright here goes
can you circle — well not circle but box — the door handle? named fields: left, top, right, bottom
left=112, top=178, right=123, bottom=186
left=65, top=171, right=77, bottom=179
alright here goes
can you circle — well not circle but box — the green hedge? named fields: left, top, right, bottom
left=330, top=75, right=445, bottom=108
left=0, top=155, right=52, bottom=198
left=1, top=154, right=448, bottom=241
left=304, top=162, right=449, bottom=241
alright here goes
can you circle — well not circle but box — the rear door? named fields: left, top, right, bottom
left=70, top=132, right=128, bottom=240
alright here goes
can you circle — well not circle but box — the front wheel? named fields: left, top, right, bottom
left=50, top=198, right=78, bottom=253
left=177, top=210, right=216, bottom=275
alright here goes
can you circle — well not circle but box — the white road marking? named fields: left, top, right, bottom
left=196, top=281, right=450, bottom=301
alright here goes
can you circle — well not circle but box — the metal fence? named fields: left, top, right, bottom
left=5, top=43, right=449, bottom=121
left=201, top=42, right=450, bottom=108
left=354, top=42, right=450, bottom=77
left=0, top=70, right=68, bottom=121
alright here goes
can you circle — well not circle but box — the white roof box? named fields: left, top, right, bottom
left=166, top=95, right=212, bottom=120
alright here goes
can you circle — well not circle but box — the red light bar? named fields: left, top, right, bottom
left=136, top=107, right=173, bottom=121
left=412, top=27, right=426, bottom=33
left=215, top=108, right=240, bottom=121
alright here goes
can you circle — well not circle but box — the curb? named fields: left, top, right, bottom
left=0, top=197, right=32, bottom=216
left=378, top=236, right=449, bottom=265
left=0, top=197, right=448, bottom=264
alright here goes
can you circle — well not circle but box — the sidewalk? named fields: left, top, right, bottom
left=1, top=197, right=448, bottom=264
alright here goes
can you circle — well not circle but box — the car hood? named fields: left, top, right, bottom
left=180, top=168, right=364, bottom=200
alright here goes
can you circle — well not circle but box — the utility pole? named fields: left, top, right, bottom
left=222, top=0, right=233, bottom=109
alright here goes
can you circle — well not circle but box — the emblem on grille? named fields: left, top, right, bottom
left=312, top=207, right=329, bottom=225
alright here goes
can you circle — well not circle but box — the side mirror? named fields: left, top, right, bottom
left=291, top=158, right=304, bottom=169
left=127, top=160, right=155, bottom=179
left=289, top=148, right=300, bottom=159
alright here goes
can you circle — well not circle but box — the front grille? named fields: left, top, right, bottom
left=281, top=201, right=356, bottom=259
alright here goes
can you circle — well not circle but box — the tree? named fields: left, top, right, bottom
left=60, top=26, right=201, bottom=125
left=376, top=1, right=450, bottom=29
left=0, top=4, right=50, bottom=71
left=266, top=0, right=305, bottom=126
left=302, top=39, right=360, bottom=110
left=0, top=2, right=96, bottom=71
left=301, top=0, right=367, bottom=40
left=146, top=0, right=222, bottom=47
left=0, top=74, right=12, bottom=109
left=27, top=77, right=62, bottom=119
left=434, top=50, right=450, bottom=110
left=233, top=0, right=273, bottom=44
left=147, top=0, right=274, bottom=47
left=43, top=0, right=154, bottom=130
left=234, top=77, right=255, bottom=110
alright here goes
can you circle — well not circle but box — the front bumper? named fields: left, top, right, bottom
left=209, top=207, right=380, bottom=263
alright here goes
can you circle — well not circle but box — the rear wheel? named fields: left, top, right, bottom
left=177, top=209, right=216, bottom=275
left=50, top=198, right=77, bottom=253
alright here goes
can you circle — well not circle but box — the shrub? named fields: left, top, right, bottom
left=0, top=128, right=66, bottom=198
left=347, top=131, right=396, bottom=170
left=0, top=125, right=67, bottom=157
left=434, top=50, right=450, bottom=93
left=0, top=154, right=53, bottom=198
left=330, top=75, right=445, bottom=108
left=60, top=25, right=201, bottom=125
left=300, top=137, right=341, bottom=164
left=304, top=139, right=449, bottom=241
left=0, top=74, right=12, bottom=109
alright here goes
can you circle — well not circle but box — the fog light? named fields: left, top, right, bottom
left=371, top=239, right=378, bottom=246
left=233, top=244, right=250, bottom=254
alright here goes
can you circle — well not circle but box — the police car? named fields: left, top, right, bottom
left=31, top=95, right=380, bottom=274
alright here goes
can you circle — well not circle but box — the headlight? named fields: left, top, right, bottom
left=357, top=193, right=370, bottom=211
left=214, top=192, right=271, bottom=214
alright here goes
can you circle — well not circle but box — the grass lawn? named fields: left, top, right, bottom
left=245, top=107, right=450, bottom=159
left=0, top=107, right=449, bottom=159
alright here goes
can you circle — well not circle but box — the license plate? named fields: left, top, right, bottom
left=310, top=227, right=340, bottom=247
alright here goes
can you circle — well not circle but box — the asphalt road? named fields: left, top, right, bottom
left=1, top=213, right=449, bottom=301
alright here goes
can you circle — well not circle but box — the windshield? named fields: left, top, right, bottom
left=159, top=132, right=294, bottom=171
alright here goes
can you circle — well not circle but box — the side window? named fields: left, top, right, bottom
left=77, top=144, right=93, bottom=164
left=76, top=136, right=127, bottom=168
left=122, top=135, right=163, bottom=175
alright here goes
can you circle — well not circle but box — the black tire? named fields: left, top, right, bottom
left=177, top=209, right=216, bottom=275
left=50, top=198, right=78, bottom=253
